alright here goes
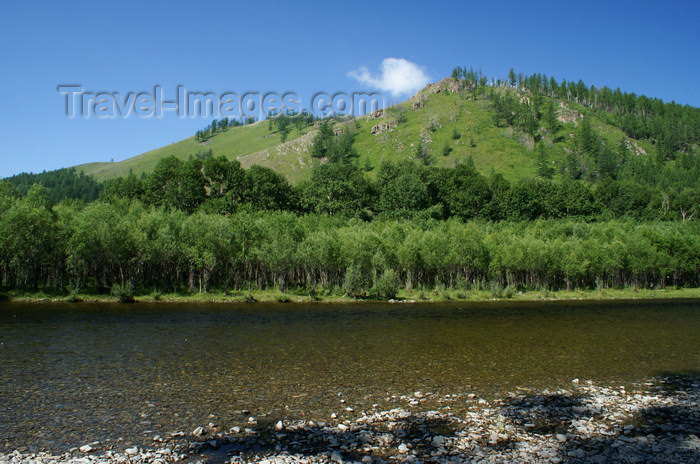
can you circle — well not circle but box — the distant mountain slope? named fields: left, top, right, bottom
left=73, top=77, right=667, bottom=184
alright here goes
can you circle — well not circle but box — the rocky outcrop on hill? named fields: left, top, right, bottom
left=370, top=120, right=398, bottom=135
left=557, top=102, right=584, bottom=126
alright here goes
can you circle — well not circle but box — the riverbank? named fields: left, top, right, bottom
left=2, top=377, right=698, bottom=464
left=3, top=286, right=700, bottom=304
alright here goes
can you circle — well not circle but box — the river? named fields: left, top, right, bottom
left=1, top=299, right=698, bottom=452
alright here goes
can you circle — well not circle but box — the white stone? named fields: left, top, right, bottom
left=431, top=436, right=445, bottom=447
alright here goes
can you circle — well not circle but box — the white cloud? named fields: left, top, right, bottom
left=348, top=58, right=430, bottom=97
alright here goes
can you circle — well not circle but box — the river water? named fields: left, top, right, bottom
left=1, top=299, right=698, bottom=452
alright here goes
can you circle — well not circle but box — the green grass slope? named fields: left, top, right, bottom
left=344, top=79, right=653, bottom=182
left=76, top=120, right=315, bottom=182
left=352, top=90, right=541, bottom=180
left=74, top=78, right=654, bottom=184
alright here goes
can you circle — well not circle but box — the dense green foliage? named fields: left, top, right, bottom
left=86, top=151, right=696, bottom=222
left=7, top=142, right=700, bottom=225
left=310, top=120, right=359, bottom=162
left=4, top=168, right=102, bottom=203
left=0, top=185, right=698, bottom=295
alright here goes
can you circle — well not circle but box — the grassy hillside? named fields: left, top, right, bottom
left=74, top=78, right=655, bottom=184
left=346, top=80, right=653, bottom=182
left=352, top=91, right=542, bottom=180
left=76, top=121, right=316, bottom=183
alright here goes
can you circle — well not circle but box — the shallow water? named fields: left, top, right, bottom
left=0, top=299, right=698, bottom=452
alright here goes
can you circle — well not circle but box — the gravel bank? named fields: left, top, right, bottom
left=2, top=377, right=698, bottom=464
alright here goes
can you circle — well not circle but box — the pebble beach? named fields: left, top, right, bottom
left=3, top=377, right=698, bottom=464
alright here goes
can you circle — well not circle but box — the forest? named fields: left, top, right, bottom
left=4, top=168, right=102, bottom=203
left=1, top=156, right=699, bottom=300
left=1, top=182, right=699, bottom=298
left=1, top=67, right=699, bottom=300
left=87, top=149, right=700, bottom=223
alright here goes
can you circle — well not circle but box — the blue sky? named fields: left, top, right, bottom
left=1, top=0, right=698, bottom=177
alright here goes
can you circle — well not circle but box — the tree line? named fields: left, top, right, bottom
left=3, top=168, right=102, bottom=204
left=195, top=111, right=319, bottom=144
left=195, top=117, right=242, bottom=142
left=195, top=116, right=260, bottom=142
left=3, top=146, right=698, bottom=224
left=0, top=185, right=698, bottom=296
left=93, top=149, right=699, bottom=223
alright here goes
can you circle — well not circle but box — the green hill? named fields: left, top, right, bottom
left=73, top=76, right=680, bottom=185
left=75, top=119, right=317, bottom=184
left=350, top=78, right=657, bottom=182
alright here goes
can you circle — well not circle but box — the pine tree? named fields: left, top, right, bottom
left=508, top=68, right=517, bottom=87
left=545, top=100, right=558, bottom=133
left=536, top=143, right=554, bottom=179
left=442, top=140, right=452, bottom=156
left=311, top=120, right=334, bottom=158
left=415, top=141, right=431, bottom=166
